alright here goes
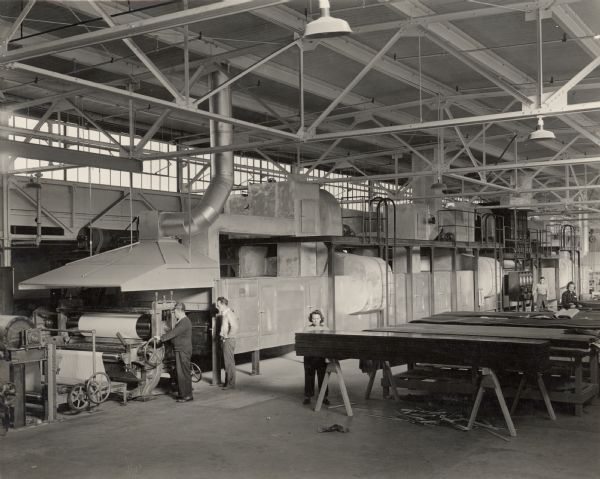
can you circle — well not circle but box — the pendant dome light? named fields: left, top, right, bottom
left=528, top=116, right=556, bottom=141
left=304, top=0, right=352, bottom=39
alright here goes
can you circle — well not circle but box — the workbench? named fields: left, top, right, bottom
left=406, top=318, right=600, bottom=415
left=296, top=330, right=552, bottom=436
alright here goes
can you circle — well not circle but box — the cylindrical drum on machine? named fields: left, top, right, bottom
left=66, top=313, right=151, bottom=340
left=0, top=315, right=34, bottom=351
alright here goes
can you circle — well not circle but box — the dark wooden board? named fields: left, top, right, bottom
left=418, top=312, right=600, bottom=330
left=367, top=324, right=596, bottom=349
left=295, top=330, right=550, bottom=372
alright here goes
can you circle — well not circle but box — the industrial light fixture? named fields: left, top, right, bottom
left=430, top=180, right=447, bottom=194
left=528, top=116, right=555, bottom=141
left=304, top=0, right=352, bottom=39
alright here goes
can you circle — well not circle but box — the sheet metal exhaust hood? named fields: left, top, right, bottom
left=19, top=239, right=219, bottom=291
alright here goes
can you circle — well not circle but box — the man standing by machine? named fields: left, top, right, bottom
left=158, top=303, right=193, bottom=402
left=535, top=276, right=548, bottom=311
left=217, top=297, right=238, bottom=390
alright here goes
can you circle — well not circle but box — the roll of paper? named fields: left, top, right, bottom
left=79, top=313, right=142, bottom=339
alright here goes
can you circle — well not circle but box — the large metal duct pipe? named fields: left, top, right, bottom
left=159, top=70, right=234, bottom=238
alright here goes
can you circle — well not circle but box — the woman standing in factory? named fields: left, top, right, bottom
left=302, top=310, right=329, bottom=406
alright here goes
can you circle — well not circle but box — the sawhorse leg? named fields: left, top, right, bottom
left=315, top=360, right=353, bottom=417
left=365, top=361, right=399, bottom=401
left=468, top=368, right=517, bottom=437
left=510, top=373, right=556, bottom=420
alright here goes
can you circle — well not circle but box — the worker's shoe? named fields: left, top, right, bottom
left=302, top=397, right=310, bottom=405
left=176, top=396, right=193, bottom=402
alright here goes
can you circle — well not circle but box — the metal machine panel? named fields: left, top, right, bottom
left=392, top=273, right=407, bottom=325
left=258, top=278, right=308, bottom=350
left=217, top=279, right=260, bottom=355
left=433, top=271, right=452, bottom=315
left=217, top=276, right=328, bottom=354
left=411, top=273, right=430, bottom=320
left=457, top=271, right=475, bottom=311
left=541, top=267, right=557, bottom=301
left=0, top=267, right=14, bottom=314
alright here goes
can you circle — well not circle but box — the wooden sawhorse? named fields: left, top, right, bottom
left=365, top=361, right=399, bottom=401
left=510, top=372, right=556, bottom=420
left=314, top=360, right=400, bottom=417
left=314, top=360, right=353, bottom=416
left=467, top=368, right=522, bottom=437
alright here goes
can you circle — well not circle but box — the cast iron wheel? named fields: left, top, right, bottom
left=67, top=384, right=89, bottom=412
left=191, top=362, right=202, bottom=383
left=86, top=372, right=111, bottom=405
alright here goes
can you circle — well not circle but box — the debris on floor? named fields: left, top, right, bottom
left=394, top=407, right=510, bottom=441
left=396, top=407, right=468, bottom=429
left=318, top=424, right=350, bottom=433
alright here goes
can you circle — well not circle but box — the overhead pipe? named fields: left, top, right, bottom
left=159, top=70, right=234, bottom=238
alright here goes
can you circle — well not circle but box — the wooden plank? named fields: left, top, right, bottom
left=416, top=312, right=600, bottom=330
left=295, top=331, right=550, bottom=372
left=367, top=324, right=595, bottom=348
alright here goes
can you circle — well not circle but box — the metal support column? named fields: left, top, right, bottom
left=1, top=174, right=9, bottom=266
left=429, top=247, right=436, bottom=315
left=327, top=242, right=336, bottom=330
left=10, top=363, right=26, bottom=428
left=405, top=246, right=413, bottom=321
left=474, top=248, right=480, bottom=311
left=46, top=344, right=56, bottom=422
left=451, top=247, right=458, bottom=311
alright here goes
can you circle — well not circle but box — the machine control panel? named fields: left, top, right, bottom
left=505, top=271, right=534, bottom=301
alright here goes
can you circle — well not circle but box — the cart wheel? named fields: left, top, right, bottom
left=191, top=362, right=202, bottom=383
left=86, top=372, right=111, bottom=405
left=67, top=384, right=89, bottom=412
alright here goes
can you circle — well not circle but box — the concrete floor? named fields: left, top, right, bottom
left=1, top=353, right=599, bottom=479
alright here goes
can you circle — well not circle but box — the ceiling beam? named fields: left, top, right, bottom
left=308, top=100, right=600, bottom=142
left=0, top=0, right=289, bottom=65
left=90, top=1, right=186, bottom=104
left=352, top=0, right=578, bottom=35
left=7, top=62, right=300, bottom=141
left=0, top=138, right=142, bottom=172
left=312, top=155, right=600, bottom=184
left=0, top=0, right=37, bottom=46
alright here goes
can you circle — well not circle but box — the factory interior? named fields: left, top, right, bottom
left=0, top=0, right=600, bottom=477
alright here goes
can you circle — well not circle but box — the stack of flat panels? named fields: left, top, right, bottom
left=295, top=330, right=550, bottom=372
left=416, top=311, right=600, bottom=330
left=578, top=301, right=600, bottom=311
left=369, top=324, right=596, bottom=349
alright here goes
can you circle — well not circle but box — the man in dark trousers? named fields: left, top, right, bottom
left=159, top=302, right=193, bottom=402
left=217, top=297, right=239, bottom=390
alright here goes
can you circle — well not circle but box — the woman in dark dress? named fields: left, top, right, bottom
left=561, top=281, right=580, bottom=309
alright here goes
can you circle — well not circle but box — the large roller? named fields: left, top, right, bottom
left=66, top=313, right=151, bottom=340
left=0, top=315, right=34, bottom=351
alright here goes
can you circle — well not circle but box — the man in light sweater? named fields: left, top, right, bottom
left=535, top=276, right=548, bottom=311
left=217, top=297, right=239, bottom=390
